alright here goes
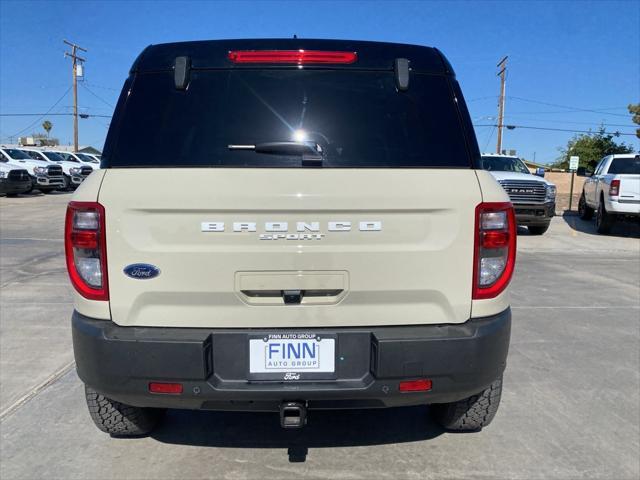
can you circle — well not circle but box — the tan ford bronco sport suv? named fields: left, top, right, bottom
left=67, top=39, right=514, bottom=435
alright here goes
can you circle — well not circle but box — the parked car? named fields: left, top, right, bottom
left=68, top=39, right=514, bottom=436
left=481, top=154, right=556, bottom=235
left=0, top=147, right=65, bottom=193
left=43, top=150, right=95, bottom=183
left=54, top=150, right=100, bottom=168
left=578, top=154, right=640, bottom=233
left=0, top=155, right=32, bottom=196
left=20, top=149, right=92, bottom=190
left=75, top=153, right=101, bottom=166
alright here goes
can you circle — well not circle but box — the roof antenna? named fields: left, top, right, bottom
left=293, top=34, right=298, bottom=39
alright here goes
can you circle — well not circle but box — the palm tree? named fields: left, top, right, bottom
left=42, top=120, right=53, bottom=138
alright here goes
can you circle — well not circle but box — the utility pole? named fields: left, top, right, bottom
left=496, top=55, right=508, bottom=154
left=64, top=40, right=87, bottom=152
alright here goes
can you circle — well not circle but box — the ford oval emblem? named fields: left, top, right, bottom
left=123, top=263, right=160, bottom=280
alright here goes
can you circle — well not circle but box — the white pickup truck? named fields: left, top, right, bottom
left=578, top=154, right=640, bottom=233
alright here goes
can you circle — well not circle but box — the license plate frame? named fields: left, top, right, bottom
left=247, top=333, right=337, bottom=381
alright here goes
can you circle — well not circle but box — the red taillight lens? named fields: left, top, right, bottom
left=609, top=179, right=620, bottom=196
left=65, top=201, right=108, bottom=301
left=228, top=50, right=357, bottom=65
left=399, top=379, right=432, bottom=392
left=149, top=382, right=183, bottom=394
left=473, top=202, right=516, bottom=300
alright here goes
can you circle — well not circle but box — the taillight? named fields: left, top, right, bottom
left=473, top=202, right=516, bottom=300
left=609, top=179, right=620, bottom=196
left=228, top=50, right=357, bottom=65
left=65, top=201, right=108, bottom=301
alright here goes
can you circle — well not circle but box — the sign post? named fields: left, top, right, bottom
left=568, top=156, right=579, bottom=211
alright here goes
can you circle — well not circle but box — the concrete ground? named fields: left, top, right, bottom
left=1, top=192, right=639, bottom=480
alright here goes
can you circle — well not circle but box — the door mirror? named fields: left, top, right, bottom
left=534, top=168, right=545, bottom=177
left=576, top=166, right=588, bottom=177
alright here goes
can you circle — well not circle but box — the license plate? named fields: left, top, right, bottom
left=248, top=333, right=335, bottom=381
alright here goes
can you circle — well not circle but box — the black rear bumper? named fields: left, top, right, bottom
left=514, top=202, right=555, bottom=226
left=72, top=308, right=511, bottom=411
left=0, top=178, right=31, bottom=194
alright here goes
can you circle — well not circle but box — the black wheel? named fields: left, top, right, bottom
left=62, top=174, right=71, bottom=191
left=578, top=193, right=594, bottom=220
left=431, top=376, right=503, bottom=431
left=84, top=385, right=164, bottom=436
left=528, top=225, right=549, bottom=235
left=596, top=199, right=614, bottom=234
left=5, top=193, right=19, bottom=197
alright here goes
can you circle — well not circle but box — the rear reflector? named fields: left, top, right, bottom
left=149, top=382, right=183, bottom=394
left=399, top=379, right=432, bottom=392
left=228, top=50, right=357, bottom=65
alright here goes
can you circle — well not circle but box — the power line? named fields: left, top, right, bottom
left=6, top=87, right=72, bottom=138
left=483, top=125, right=497, bottom=152
left=507, top=96, right=631, bottom=117
left=502, top=116, right=635, bottom=128
left=83, top=82, right=119, bottom=92
left=466, top=95, right=499, bottom=103
left=0, top=113, right=111, bottom=118
left=80, top=83, right=114, bottom=108
left=474, top=123, right=637, bottom=136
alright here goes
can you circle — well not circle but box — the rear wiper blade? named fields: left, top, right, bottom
left=229, top=141, right=322, bottom=156
left=228, top=141, right=324, bottom=166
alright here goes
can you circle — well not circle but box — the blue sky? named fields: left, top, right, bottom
left=1, top=0, right=638, bottom=163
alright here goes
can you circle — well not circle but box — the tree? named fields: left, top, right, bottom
left=42, top=120, right=53, bottom=138
left=553, top=128, right=633, bottom=170
left=629, top=103, right=640, bottom=139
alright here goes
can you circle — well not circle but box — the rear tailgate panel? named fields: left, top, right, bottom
left=99, top=168, right=481, bottom=328
left=619, top=175, right=640, bottom=200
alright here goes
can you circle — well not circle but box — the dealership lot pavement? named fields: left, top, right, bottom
left=1, top=193, right=639, bottom=480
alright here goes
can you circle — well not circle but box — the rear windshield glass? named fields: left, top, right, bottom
left=107, top=69, right=472, bottom=168
left=608, top=156, right=640, bottom=175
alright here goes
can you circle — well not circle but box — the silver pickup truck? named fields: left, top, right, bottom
left=482, top=154, right=556, bottom=235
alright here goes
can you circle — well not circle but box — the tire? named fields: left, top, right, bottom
left=596, top=198, right=614, bottom=234
left=85, top=385, right=164, bottom=436
left=62, top=174, right=71, bottom=191
left=431, top=376, right=503, bottom=431
left=578, top=193, right=594, bottom=220
left=528, top=225, right=549, bottom=235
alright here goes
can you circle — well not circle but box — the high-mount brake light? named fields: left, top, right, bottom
left=472, top=202, right=516, bottom=300
left=609, top=179, right=620, bottom=196
left=65, top=201, right=109, bottom=301
left=227, top=50, right=358, bottom=65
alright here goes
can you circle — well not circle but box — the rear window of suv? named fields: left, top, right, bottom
left=608, top=156, right=640, bottom=175
left=106, top=69, right=473, bottom=168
